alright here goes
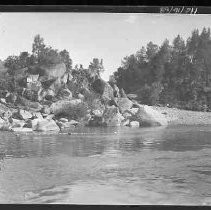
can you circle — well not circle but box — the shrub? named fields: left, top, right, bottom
left=55, top=102, right=89, bottom=120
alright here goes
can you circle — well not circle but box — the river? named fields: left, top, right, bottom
left=0, top=125, right=210, bottom=205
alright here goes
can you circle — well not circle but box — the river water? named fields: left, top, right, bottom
left=0, top=125, right=210, bottom=205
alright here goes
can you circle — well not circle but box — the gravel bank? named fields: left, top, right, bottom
left=152, top=106, right=211, bottom=125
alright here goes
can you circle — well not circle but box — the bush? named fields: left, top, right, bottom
left=55, top=102, right=89, bottom=120
left=83, top=90, right=102, bottom=110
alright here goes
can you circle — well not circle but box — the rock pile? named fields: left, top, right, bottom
left=0, top=62, right=168, bottom=133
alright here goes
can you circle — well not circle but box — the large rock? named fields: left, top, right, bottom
left=57, top=122, right=75, bottom=132
left=102, top=106, right=124, bottom=126
left=30, top=63, right=66, bottom=81
left=102, top=83, right=114, bottom=101
left=129, top=121, right=140, bottom=127
left=5, top=93, right=17, bottom=104
left=13, top=109, right=33, bottom=120
left=32, top=112, right=43, bottom=120
left=112, top=84, right=120, bottom=97
left=121, top=119, right=130, bottom=126
left=35, top=119, right=60, bottom=132
left=11, top=118, right=25, bottom=128
left=119, top=88, right=127, bottom=98
left=17, top=96, right=43, bottom=111
left=59, top=117, right=68, bottom=123
left=22, top=89, right=39, bottom=101
left=134, top=105, right=168, bottom=126
left=12, top=127, right=33, bottom=132
left=0, top=103, right=13, bottom=119
left=128, top=108, right=139, bottom=115
left=92, top=79, right=114, bottom=100
left=57, top=88, right=72, bottom=100
left=0, top=117, right=11, bottom=131
left=24, top=118, right=40, bottom=130
left=50, top=99, right=82, bottom=115
left=115, top=97, right=133, bottom=113
left=41, top=105, right=51, bottom=115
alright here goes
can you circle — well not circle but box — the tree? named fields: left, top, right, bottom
left=4, top=56, right=21, bottom=75
left=113, top=27, right=211, bottom=111
left=59, top=49, right=72, bottom=70
left=88, top=58, right=104, bottom=76
left=146, top=41, right=159, bottom=61
left=19, top=51, right=30, bottom=68
left=32, top=34, right=46, bottom=63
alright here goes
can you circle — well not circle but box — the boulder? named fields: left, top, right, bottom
left=127, top=93, right=138, bottom=100
left=22, top=89, right=39, bottom=102
left=0, top=98, right=6, bottom=104
left=122, top=111, right=132, bottom=119
left=0, top=103, right=12, bottom=118
left=77, top=93, right=84, bottom=100
left=24, top=118, right=40, bottom=130
left=35, top=119, right=60, bottom=132
left=58, top=88, right=72, bottom=100
left=50, top=99, right=82, bottom=115
left=128, top=108, right=139, bottom=115
left=57, top=122, right=76, bottom=133
left=119, top=88, right=127, bottom=98
left=13, top=109, right=33, bottom=120
left=41, top=105, right=51, bottom=115
left=17, top=96, right=43, bottom=111
left=39, top=63, right=66, bottom=80
left=11, top=118, right=25, bottom=128
left=12, top=127, right=33, bottom=132
left=134, top=105, right=168, bottom=126
left=92, top=79, right=114, bottom=100
left=32, top=112, right=43, bottom=119
left=68, top=120, right=80, bottom=126
left=59, top=118, right=68, bottom=123
left=102, top=83, right=114, bottom=101
left=112, top=84, right=120, bottom=97
left=45, top=114, right=55, bottom=120
left=129, top=121, right=140, bottom=127
left=102, top=106, right=124, bottom=126
left=5, top=93, right=17, bottom=104
left=44, top=89, right=56, bottom=101
left=0, top=117, right=11, bottom=131
left=29, top=63, right=66, bottom=81
left=115, top=97, right=133, bottom=113
left=121, top=119, right=130, bottom=126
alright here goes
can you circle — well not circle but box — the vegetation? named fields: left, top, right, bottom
left=2, top=34, right=104, bottom=96
left=55, top=102, right=89, bottom=120
left=113, top=27, right=211, bottom=111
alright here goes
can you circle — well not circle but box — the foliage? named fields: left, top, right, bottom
left=55, top=102, right=89, bottom=120
left=0, top=74, right=15, bottom=92
left=113, top=27, right=211, bottom=111
left=88, top=58, right=104, bottom=76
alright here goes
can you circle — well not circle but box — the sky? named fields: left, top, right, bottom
left=0, top=13, right=211, bottom=80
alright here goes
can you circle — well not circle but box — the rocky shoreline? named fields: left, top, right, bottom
left=0, top=98, right=210, bottom=135
left=0, top=61, right=210, bottom=134
left=0, top=96, right=169, bottom=134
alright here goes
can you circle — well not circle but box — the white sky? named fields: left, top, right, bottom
left=0, top=13, right=210, bottom=80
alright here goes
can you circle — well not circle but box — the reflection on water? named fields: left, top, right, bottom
left=0, top=125, right=211, bottom=204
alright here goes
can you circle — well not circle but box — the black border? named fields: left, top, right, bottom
left=0, top=3, right=211, bottom=210
left=0, top=5, right=210, bottom=13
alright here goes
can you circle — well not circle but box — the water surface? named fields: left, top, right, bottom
left=0, top=125, right=210, bottom=205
